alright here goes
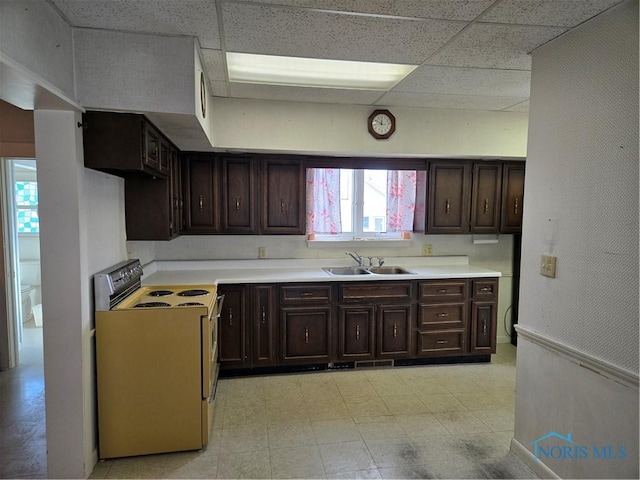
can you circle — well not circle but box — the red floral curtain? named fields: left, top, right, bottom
left=306, top=168, right=342, bottom=234
left=386, top=170, right=417, bottom=232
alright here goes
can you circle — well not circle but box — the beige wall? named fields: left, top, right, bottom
left=0, top=100, right=35, bottom=158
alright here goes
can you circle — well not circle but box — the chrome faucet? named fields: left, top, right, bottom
left=346, top=251, right=364, bottom=266
left=377, top=257, right=385, bottom=267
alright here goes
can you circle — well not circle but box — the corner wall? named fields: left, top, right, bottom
left=513, top=1, right=639, bottom=477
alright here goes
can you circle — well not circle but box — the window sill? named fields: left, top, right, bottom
left=306, top=236, right=413, bottom=248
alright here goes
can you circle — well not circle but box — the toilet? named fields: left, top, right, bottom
left=19, top=260, right=41, bottom=326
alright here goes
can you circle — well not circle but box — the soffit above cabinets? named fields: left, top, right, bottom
left=52, top=0, right=624, bottom=112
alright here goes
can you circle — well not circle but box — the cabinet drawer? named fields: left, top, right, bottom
left=418, top=303, right=467, bottom=330
left=280, top=284, right=332, bottom=304
left=417, top=330, right=466, bottom=356
left=472, top=279, right=498, bottom=300
left=340, top=282, right=412, bottom=304
left=419, top=280, right=468, bottom=302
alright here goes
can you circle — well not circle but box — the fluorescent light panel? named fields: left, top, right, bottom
left=227, top=52, right=417, bottom=90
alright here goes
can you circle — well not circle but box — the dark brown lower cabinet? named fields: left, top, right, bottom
left=417, top=329, right=466, bottom=356
left=217, top=285, right=248, bottom=368
left=378, top=305, right=412, bottom=358
left=470, top=279, right=498, bottom=354
left=252, top=285, right=277, bottom=367
left=280, top=306, right=332, bottom=363
left=338, top=306, right=376, bottom=360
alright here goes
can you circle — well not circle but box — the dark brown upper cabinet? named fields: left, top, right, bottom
left=82, top=111, right=170, bottom=178
left=500, top=162, right=525, bottom=234
left=221, top=155, right=259, bottom=234
left=260, top=158, right=306, bottom=234
left=183, top=154, right=218, bottom=233
left=427, top=160, right=471, bottom=234
left=470, top=162, right=502, bottom=234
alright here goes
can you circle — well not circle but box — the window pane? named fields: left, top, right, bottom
left=339, top=169, right=353, bottom=233
left=17, top=208, right=39, bottom=233
left=15, top=181, right=38, bottom=206
left=362, top=170, right=387, bottom=233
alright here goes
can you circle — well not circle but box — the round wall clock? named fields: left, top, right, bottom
left=368, top=109, right=396, bottom=139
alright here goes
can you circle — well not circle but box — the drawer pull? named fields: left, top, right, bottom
left=480, top=287, right=492, bottom=292
left=445, top=198, right=451, bottom=214
left=261, top=306, right=266, bottom=324
left=437, top=289, right=448, bottom=293
left=305, top=326, right=309, bottom=344
left=356, top=324, right=360, bottom=340
left=393, top=323, right=397, bottom=338
left=482, top=319, right=487, bottom=334
left=483, top=198, right=489, bottom=214
left=229, top=308, right=233, bottom=326
left=281, top=199, right=285, bottom=212
left=299, top=292, right=314, bottom=297
left=199, top=194, right=204, bottom=211
left=514, top=197, right=519, bottom=215
left=436, top=313, right=449, bottom=318
left=436, top=340, right=448, bottom=345
left=235, top=197, right=241, bottom=211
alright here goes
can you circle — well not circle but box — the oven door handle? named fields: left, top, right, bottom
left=211, top=294, right=225, bottom=319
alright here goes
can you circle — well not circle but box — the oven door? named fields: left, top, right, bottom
left=202, top=294, right=224, bottom=401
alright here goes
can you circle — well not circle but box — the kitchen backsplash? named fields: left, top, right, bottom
left=127, top=234, right=515, bottom=275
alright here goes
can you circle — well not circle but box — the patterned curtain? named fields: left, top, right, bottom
left=306, top=168, right=342, bottom=234
left=386, top=170, right=417, bottom=232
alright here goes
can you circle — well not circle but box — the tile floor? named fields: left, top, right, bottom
left=0, top=328, right=537, bottom=480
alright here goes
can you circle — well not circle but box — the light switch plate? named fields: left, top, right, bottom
left=422, top=244, right=433, bottom=256
left=258, top=247, right=266, bottom=259
left=540, top=255, right=557, bottom=278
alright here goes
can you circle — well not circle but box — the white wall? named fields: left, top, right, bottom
left=210, top=97, right=529, bottom=157
left=513, top=1, right=639, bottom=477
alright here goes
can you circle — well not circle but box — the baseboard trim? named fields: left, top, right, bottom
left=515, top=325, right=639, bottom=388
left=510, top=437, right=560, bottom=479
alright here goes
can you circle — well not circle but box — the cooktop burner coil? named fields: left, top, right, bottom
left=177, top=289, right=210, bottom=297
left=177, top=302, right=205, bottom=307
left=134, top=302, right=171, bottom=308
left=148, top=290, right=174, bottom=297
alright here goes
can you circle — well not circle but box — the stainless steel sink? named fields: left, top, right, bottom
left=367, top=266, right=415, bottom=275
left=323, top=266, right=372, bottom=276
left=323, top=266, right=414, bottom=276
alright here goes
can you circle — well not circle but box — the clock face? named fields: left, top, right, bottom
left=368, top=109, right=396, bottom=139
left=372, top=113, right=392, bottom=135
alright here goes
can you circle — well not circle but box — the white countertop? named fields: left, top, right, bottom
left=142, top=256, right=501, bottom=286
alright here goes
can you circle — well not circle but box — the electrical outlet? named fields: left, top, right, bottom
left=422, top=244, right=433, bottom=256
left=540, top=255, right=557, bottom=278
left=258, top=247, right=266, bottom=259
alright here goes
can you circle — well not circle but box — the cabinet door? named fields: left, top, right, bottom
left=185, top=156, right=218, bottom=233
left=427, top=161, right=471, bottom=234
left=471, top=162, right=502, bottom=233
left=252, top=285, right=277, bottom=367
left=170, top=149, right=183, bottom=236
left=261, top=159, right=305, bottom=234
left=281, top=306, right=331, bottom=363
left=500, top=163, right=525, bottom=234
left=143, top=122, right=162, bottom=173
left=470, top=301, right=497, bottom=354
left=218, top=286, right=248, bottom=368
left=338, top=306, right=375, bottom=361
left=124, top=176, right=172, bottom=240
left=222, top=155, right=258, bottom=234
left=377, top=305, right=412, bottom=358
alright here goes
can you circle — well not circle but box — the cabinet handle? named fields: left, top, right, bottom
left=482, top=319, right=487, bottom=334
left=236, top=197, right=241, bottom=211
left=436, top=340, right=448, bottom=345
left=299, top=292, right=314, bottom=297
left=483, top=198, right=489, bottom=214
left=480, top=287, right=492, bottom=292
left=514, top=198, right=519, bottom=215
left=229, top=308, right=233, bottom=326
left=305, top=326, right=309, bottom=344
left=436, top=313, right=449, bottom=318
left=261, top=306, right=266, bottom=324
left=356, top=324, right=360, bottom=340
left=199, top=195, right=203, bottom=211
left=393, top=323, right=397, bottom=338
left=281, top=199, right=285, bottom=212
left=437, top=288, right=447, bottom=293
left=445, top=198, right=451, bottom=214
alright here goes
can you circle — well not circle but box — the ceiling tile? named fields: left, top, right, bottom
left=52, top=0, right=221, bottom=49
left=378, top=91, right=529, bottom=111
left=502, top=99, right=530, bottom=112
left=481, top=0, right=623, bottom=27
left=210, top=81, right=229, bottom=97
left=393, top=65, right=530, bottom=97
left=222, top=2, right=466, bottom=64
left=229, top=83, right=382, bottom=105
left=201, top=49, right=226, bottom=82
left=427, top=22, right=567, bottom=69
left=239, top=0, right=496, bottom=21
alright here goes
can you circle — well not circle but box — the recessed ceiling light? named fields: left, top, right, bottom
left=226, top=52, right=417, bottom=90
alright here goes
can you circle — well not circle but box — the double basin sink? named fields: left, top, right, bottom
left=322, top=266, right=415, bottom=276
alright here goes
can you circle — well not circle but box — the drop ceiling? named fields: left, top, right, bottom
left=50, top=0, right=623, bottom=113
